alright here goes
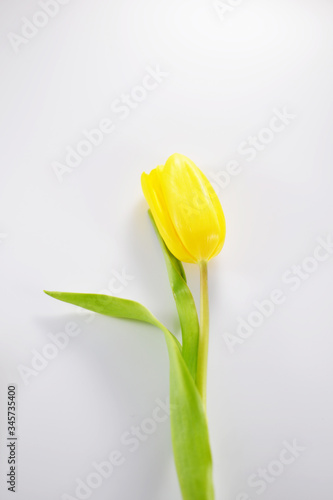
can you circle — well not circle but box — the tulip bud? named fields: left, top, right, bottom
left=141, top=153, right=226, bottom=263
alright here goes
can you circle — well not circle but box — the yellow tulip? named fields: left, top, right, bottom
left=141, top=153, right=226, bottom=263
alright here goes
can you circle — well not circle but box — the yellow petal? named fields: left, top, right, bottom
left=158, top=154, right=223, bottom=262
left=198, top=169, right=226, bottom=260
left=141, top=169, right=195, bottom=263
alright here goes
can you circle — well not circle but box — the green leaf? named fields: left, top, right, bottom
left=44, top=291, right=181, bottom=350
left=45, top=290, right=214, bottom=499
left=148, top=210, right=199, bottom=382
left=164, top=333, right=215, bottom=500
left=45, top=291, right=155, bottom=323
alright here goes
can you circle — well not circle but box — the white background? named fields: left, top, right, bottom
left=1, top=0, right=333, bottom=499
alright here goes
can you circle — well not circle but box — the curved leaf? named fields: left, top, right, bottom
left=45, top=291, right=159, bottom=324
left=148, top=210, right=199, bottom=382
left=45, top=290, right=214, bottom=499
left=44, top=291, right=182, bottom=351
left=164, top=333, right=215, bottom=500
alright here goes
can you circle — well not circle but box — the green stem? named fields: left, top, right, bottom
left=197, top=260, right=209, bottom=411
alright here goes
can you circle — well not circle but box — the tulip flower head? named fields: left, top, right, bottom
left=141, top=153, right=226, bottom=264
